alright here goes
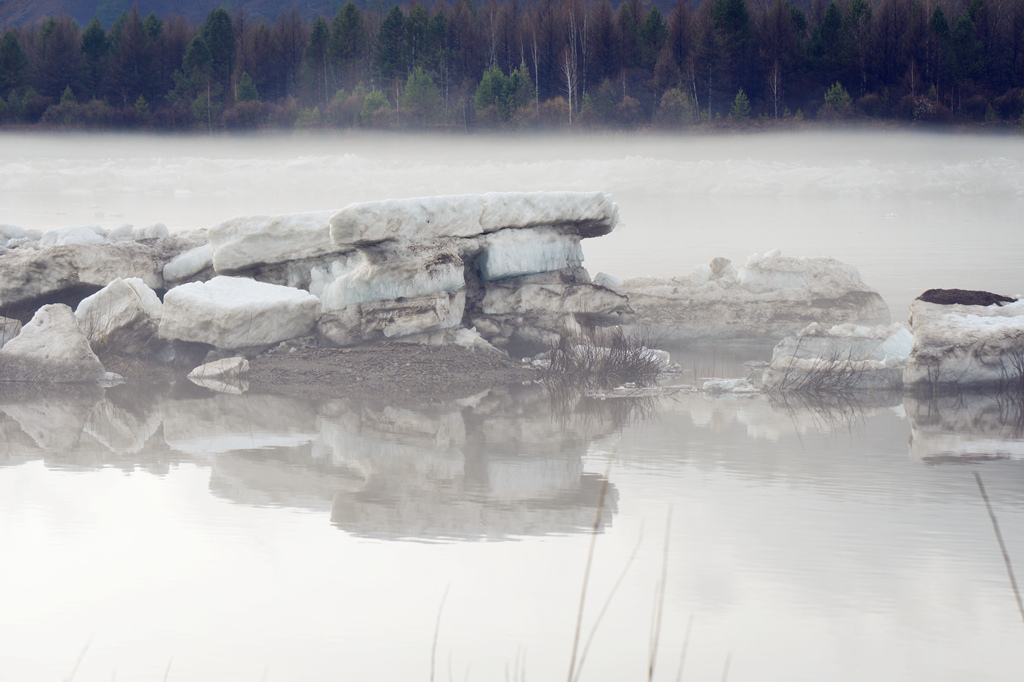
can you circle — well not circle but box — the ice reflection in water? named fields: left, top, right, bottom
left=2, top=383, right=1024, bottom=681
left=0, top=384, right=618, bottom=541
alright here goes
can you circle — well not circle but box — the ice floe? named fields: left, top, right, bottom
left=621, top=251, right=890, bottom=343
left=208, top=210, right=341, bottom=273
left=159, top=276, right=320, bottom=349
left=762, top=322, right=913, bottom=391
left=904, top=298, right=1024, bottom=390
left=329, top=191, right=618, bottom=247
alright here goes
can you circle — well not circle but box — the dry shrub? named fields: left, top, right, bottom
left=544, top=327, right=664, bottom=393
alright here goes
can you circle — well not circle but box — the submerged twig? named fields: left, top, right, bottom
left=974, top=472, right=1024, bottom=625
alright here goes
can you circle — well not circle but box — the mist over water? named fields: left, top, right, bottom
left=2, top=129, right=1022, bottom=314
left=2, top=130, right=1024, bottom=681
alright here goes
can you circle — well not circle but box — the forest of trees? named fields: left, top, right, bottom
left=0, top=0, right=1022, bottom=131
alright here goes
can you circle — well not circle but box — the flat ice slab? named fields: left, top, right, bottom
left=479, top=229, right=583, bottom=281
left=621, top=251, right=890, bottom=343
left=904, top=299, right=1024, bottom=389
left=209, top=210, right=341, bottom=273
left=330, top=191, right=618, bottom=247
left=159, top=276, right=320, bottom=349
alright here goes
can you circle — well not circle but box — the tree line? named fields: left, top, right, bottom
left=1, top=0, right=1022, bottom=131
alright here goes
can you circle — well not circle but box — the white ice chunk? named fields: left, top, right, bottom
left=330, top=191, right=618, bottom=247
left=159, top=276, right=320, bottom=349
left=75, top=277, right=162, bottom=351
left=107, top=224, right=135, bottom=241
left=0, top=304, right=106, bottom=383
left=188, top=357, right=250, bottom=394
left=133, top=223, right=169, bottom=240
left=0, top=224, right=42, bottom=242
left=319, top=243, right=463, bottom=310
left=904, top=299, right=1024, bottom=388
left=593, top=272, right=624, bottom=296
left=690, top=264, right=711, bottom=286
left=738, top=251, right=809, bottom=293
left=702, top=378, right=762, bottom=394
left=40, top=225, right=107, bottom=247
left=164, top=243, right=213, bottom=282
left=479, top=229, right=583, bottom=280
left=209, top=210, right=342, bottom=273
left=762, top=322, right=911, bottom=391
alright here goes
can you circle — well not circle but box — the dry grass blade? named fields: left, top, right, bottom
left=648, top=508, right=672, bottom=682
left=974, top=472, right=1024, bottom=625
left=571, top=528, right=645, bottom=682
left=431, top=585, right=451, bottom=682
left=675, top=614, right=695, bottom=682
left=64, top=636, right=93, bottom=682
left=567, top=455, right=614, bottom=682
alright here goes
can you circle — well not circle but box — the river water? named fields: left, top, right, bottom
left=1, top=130, right=1023, bottom=681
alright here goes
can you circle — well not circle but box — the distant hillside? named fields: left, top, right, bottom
left=0, top=0, right=345, bottom=28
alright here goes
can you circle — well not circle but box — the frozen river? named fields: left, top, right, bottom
left=1, top=130, right=1024, bottom=681
left=2, top=130, right=1023, bottom=315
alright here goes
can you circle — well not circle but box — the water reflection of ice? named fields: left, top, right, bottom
left=6, top=382, right=1024, bottom=536
left=0, top=384, right=622, bottom=541
left=906, top=393, right=1024, bottom=463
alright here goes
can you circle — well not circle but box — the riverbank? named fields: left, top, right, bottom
left=100, top=342, right=542, bottom=404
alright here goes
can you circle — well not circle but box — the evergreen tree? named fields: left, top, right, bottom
left=846, top=0, right=871, bottom=94
left=0, top=30, right=29, bottom=97
left=617, top=2, right=641, bottom=71
left=405, top=3, right=430, bottom=71
left=81, top=18, right=109, bottom=100
left=305, top=17, right=330, bottom=105
left=729, top=87, right=751, bottom=117
left=712, top=0, right=755, bottom=106
left=201, top=8, right=234, bottom=100
left=811, top=2, right=845, bottom=88
left=237, top=72, right=260, bottom=102
left=330, top=2, right=368, bottom=91
left=109, top=6, right=154, bottom=107
left=376, top=6, right=407, bottom=83
left=33, top=15, right=84, bottom=100
left=401, top=66, right=440, bottom=125
left=639, top=6, right=669, bottom=72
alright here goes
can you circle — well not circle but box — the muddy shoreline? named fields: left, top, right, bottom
left=102, top=343, right=543, bottom=403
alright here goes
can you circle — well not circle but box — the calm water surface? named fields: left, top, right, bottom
left=1, top=384, right=1023, bottom=681
left=1, top=130, right=1023, bottom=680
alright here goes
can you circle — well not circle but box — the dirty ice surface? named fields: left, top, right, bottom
left=2, top=131, right=1023, bottom=315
